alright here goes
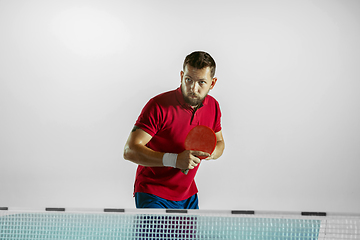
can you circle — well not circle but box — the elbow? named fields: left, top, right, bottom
left=123, top=143, right=139, bottom=162
left=123, top=146, right=131, bottom=161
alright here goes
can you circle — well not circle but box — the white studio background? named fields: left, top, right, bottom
left=1, top=0, right=359, bottom=213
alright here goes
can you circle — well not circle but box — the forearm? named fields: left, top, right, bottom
left=210, top=140, right=225, bottom=160
left=124, top=143, right=165, bottom=167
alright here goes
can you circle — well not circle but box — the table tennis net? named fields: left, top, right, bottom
left=0, top=208, right=359, bottom=239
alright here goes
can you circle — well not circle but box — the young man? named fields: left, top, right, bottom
left=123, top=51, right=225, bottom=209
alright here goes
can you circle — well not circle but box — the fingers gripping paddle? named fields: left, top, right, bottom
left=182, top=125, right=217, bottom=175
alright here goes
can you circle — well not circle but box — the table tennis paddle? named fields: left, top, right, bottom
left=182, top=125, right=217, bottom=175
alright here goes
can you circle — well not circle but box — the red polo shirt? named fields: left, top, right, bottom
left=134, top=87, right=222, bottom=201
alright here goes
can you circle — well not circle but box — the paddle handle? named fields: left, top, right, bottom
left=181, top=169, right=189, bottom=175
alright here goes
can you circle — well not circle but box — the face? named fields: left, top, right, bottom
left=181, top=65, right=217, bottom=108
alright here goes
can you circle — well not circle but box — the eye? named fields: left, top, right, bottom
left=185, top=78, right=192, bottom=82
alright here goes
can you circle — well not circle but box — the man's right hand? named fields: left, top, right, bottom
left=176, top=150, right=210, bottom=170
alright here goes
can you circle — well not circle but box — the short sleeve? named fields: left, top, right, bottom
left=135, top=98, right=163, bottom=137
left=214, top=100, right=222, bottom=133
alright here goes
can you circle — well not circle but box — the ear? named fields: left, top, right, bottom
left=180, top=71, right=184, bottom=83
left=210, top=77, right=217, bottom=90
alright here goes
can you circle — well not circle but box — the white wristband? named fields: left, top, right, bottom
left=162, top=153, right=178, bottom=168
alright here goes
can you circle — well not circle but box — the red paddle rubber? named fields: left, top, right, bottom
left=182, top=125, right=216, bottom=175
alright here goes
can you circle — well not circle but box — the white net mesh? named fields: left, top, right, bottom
left=0, top=209, right=359, bottom=239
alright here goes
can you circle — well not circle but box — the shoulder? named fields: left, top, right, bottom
left=205, top=94, right=220, bottom=108
left=148, top=89, right=178, bottom=107
left=151, top=89, right=176, bottom=101
left=206, top=94, right=218, bottom=102
left=139, top=89, right=177, bottom=116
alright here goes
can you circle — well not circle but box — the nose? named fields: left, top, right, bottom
left=190, top=81, right=199, bottom=92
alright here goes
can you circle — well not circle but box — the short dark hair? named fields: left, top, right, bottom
left=183, top=51, right=216, bottom=78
